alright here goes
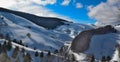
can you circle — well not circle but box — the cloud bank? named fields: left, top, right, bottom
left=0, top=0, right=56, bottom=7
left=88, top=0, right=120, bottom=25
left=0, top=0, right=58, bottom=17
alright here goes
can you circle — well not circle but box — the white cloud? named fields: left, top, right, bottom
left=0, top=0, right=56, bottom=7
left=76, top=3, right=83, bottom=8
left=61, top=0, right=71, bottom=6
left=0, top=0, right=76, bottom=22
left=88, top=0, right=120, bottom=25
left=0, top=0, right=67, bottom=18
left=31, top=0, right=56, bottom=6
left=0, top=0, right=54, bottom=17
left=0, top=0, right=16, bottom=8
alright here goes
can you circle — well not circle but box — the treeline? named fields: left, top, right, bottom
left=0, top=32, right=66, bottom=62
left=0, top=39, right=60, bottom=62
left=0, top=33, right=67, bottom=62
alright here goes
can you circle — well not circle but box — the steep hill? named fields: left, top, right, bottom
left=0, top=7, right=69, bottom=29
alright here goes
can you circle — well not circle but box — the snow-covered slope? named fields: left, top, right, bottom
left=55, top=27, right=119, bottom=62
left=86, top=33, right=118, bottom=59
left=0, top=7, right=67, bottom=29
left=0, top=11, right=95, bottom=62
left=0, top=11, right=92, bottom=52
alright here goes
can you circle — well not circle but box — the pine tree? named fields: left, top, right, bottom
left=5, top=33, right=10, bottom=41
left=54, top=49, right=59, bottom=54
left=25, top=44, right=28, bottom=47
left=101, top=56, right=106, bottom=62
left=26, top=33, right=31, bottom=38
left=19, top=40, right=23, bottom=45
left=40, top=52, right=44, bottom=62
left=21, top=48, right=25, bottom=53
left=40, top=52, right=44, bottom=58
left=47, top=51, right=51, bottom=56
left=13, top=39, right=17, bottom=43
left=34, top=47, right=36, bottom=50
left=3, top=41, right=7, bottom=46
left=106, top=56, right=111, bottom=62
left=46, top=51, right=52, bottom=62
left=90, top=55, right=95, bottom=62
left=6, top=41, right=12, bottom=51
left=71, top=54, right=76, bottom=62
left=1, top=16, right=4, bottom=20
left=35, top=51, right=39, bottom=57
left=2, top=42, right=7, bottom=53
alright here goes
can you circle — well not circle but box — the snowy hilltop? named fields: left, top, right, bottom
left=0, top=8, right=120, bottom=62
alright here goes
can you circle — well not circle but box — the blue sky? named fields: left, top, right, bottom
left=44, top=0, right=107, bottom=24
left=2, top=0, right=117, bottom=24
left=0, top=0, right=119, bottom=25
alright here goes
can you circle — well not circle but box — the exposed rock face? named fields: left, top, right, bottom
left=71, top=25, right=117, bottom=53
left=92, top=25, right=117, bottom=35
left=71, top=30, right=93, bottom=53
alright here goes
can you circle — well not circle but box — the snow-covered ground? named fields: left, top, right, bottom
left=0, top=11, right=92, bottom=51
left=0, top=11, right=120, bottom=62
left=86, top=33, right=118, bottom=59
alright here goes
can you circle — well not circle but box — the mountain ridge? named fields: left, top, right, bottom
left=0, top=7, right=70, bottom=29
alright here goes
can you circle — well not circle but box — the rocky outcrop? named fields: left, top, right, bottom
left=70, top=30, right=93, bottom=53
left=71, top=25, right=117, bottom=53
left=92, top=25, right=117, bottom=35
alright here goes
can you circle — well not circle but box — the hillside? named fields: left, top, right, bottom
left=0, top=7, right=69, bottom=29
left=0, top=9, right=93, bottom=51
left=0, top=8, right=94, bottom=62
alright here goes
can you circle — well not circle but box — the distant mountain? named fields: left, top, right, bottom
left=0, top=7, right=69, bottom=29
